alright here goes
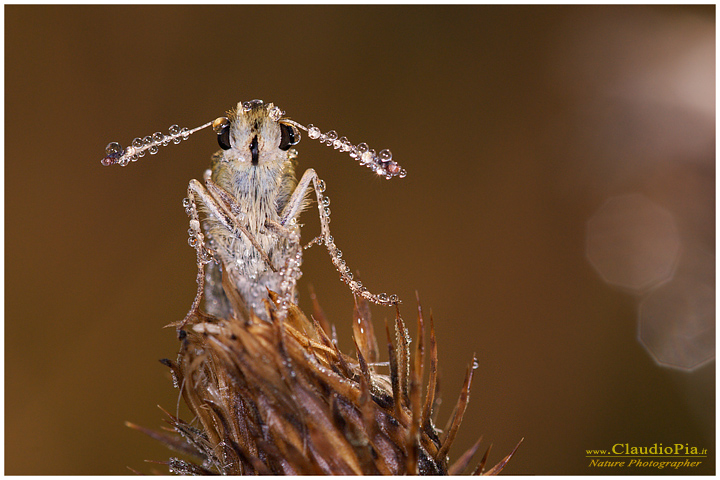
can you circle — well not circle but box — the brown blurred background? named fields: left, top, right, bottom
left=5, top=5, right=714, bottom=475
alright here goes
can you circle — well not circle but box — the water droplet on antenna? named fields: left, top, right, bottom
left=106, top=142, right=123, bottom=156
left=308, top=125, right=321, bottom=139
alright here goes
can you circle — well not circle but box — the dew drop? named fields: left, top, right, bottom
left=149, top=145, right=159, bottom=154
left=340, top=137, right=352, bottom=152
left=170, top=372, right=179, bottom=388
left=379, top=149, right=392, bottom=162
left=132, top=137, right=143, bottom=148
left=308, top=125, right=321, bottom=139
left=268, top=105, right=283, bottom=121
left=106, top=142, right=123, bottom=156
left=170, top=124, right=182, bottom=144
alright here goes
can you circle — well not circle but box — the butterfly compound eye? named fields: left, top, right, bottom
left=213, top=117, right=232, bottom=150
left=279, top=123, right=300, bottom=151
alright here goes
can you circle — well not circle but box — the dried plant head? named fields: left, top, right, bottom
left=127, top=287, right=522, bottom=475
